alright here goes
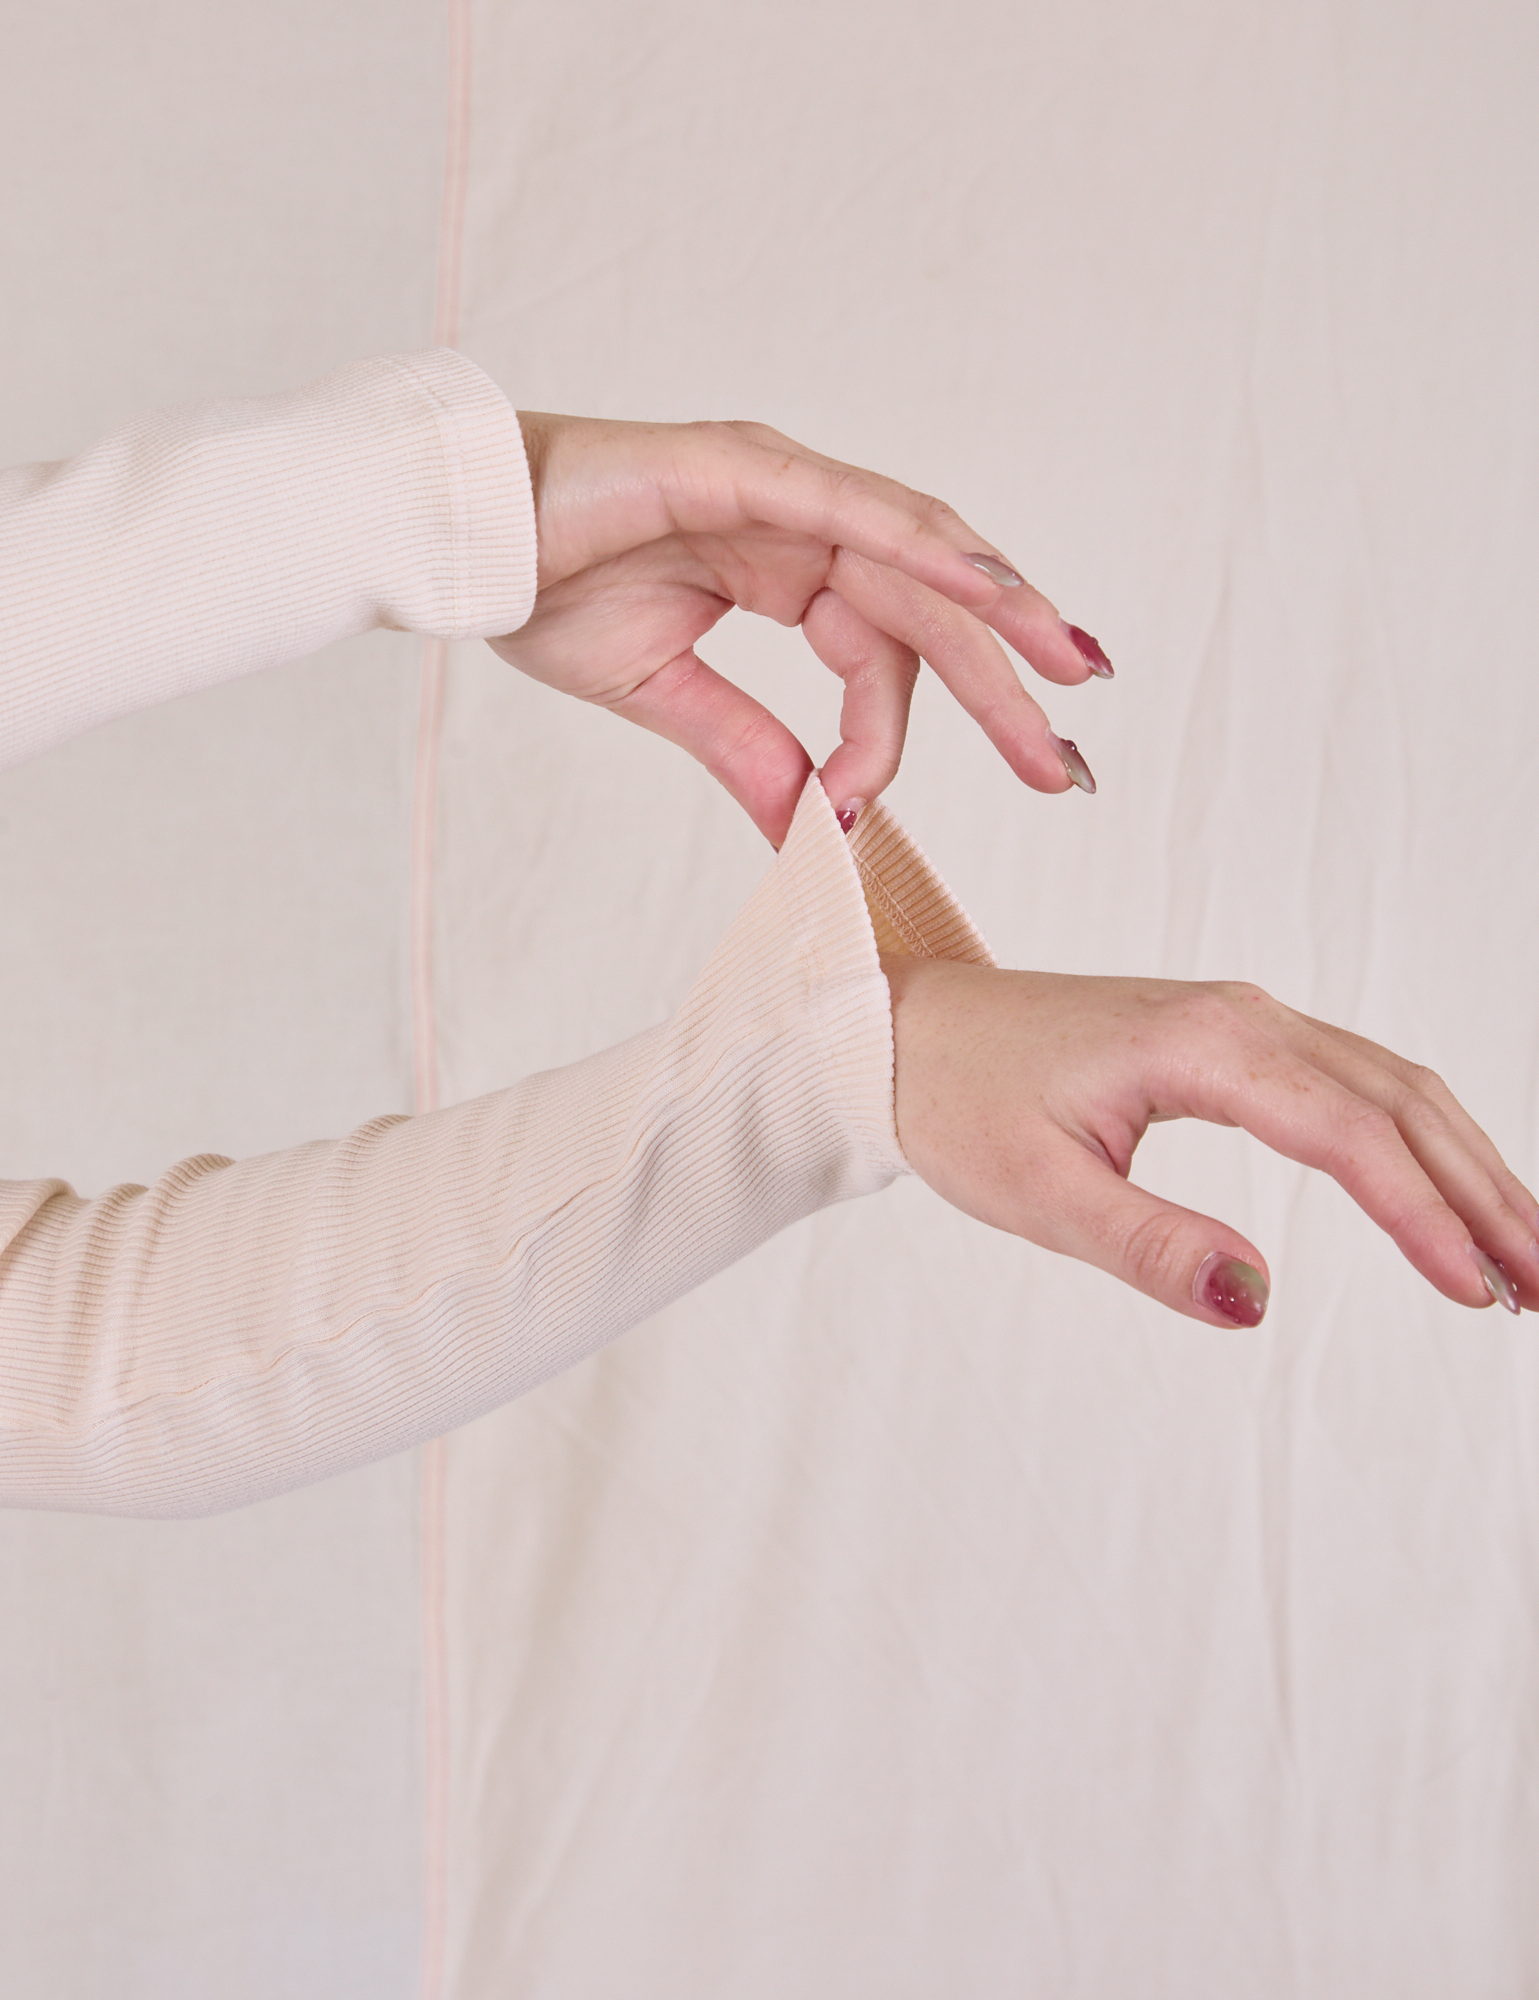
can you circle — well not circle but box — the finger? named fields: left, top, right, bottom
left=829, top=553, right=1088, bottom=795
left=1282, top=1018, right=1539, bottom=1306
left=1182, top=1030, right=1508, bottom=1310
left=1009, top=1131, right=1271, bottom=1328
left=527, top=413, right=1109, bottom=684
left=800, top=589, right=920, bottom=814
left=609, top=649, right=813, bottom=847
left=678, top=424, right=1105, bottom=689
left=695, top=422, right=1078, bottom=628
left=1297, top=1014, right=1539, bottom=1232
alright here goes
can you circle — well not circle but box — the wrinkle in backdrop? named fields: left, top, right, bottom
left=435, top=2, right=1539, bottom=1996
left=0, top=1, right=1535, bottom=1997
left=0, top=3, right=447, bottom=1994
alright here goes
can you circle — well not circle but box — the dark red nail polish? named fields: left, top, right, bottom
left=835, top=799, right=864, bottom=834
left=1194, top=1253, right=1269, bottom=1326
left=1062, top=621, right=1114, bottom=679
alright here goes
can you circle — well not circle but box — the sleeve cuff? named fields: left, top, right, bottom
left=846, top=798, right=997, bottom=969
left=771, top=777, right=998, bottom=1183
left=379, top=348, right=539, bottom=640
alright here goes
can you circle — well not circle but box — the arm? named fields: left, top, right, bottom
left=884, top=954, right=1539, bottom=1326
left=4, top=779, right=1528, bottom=1517
left=0, top=349, right=537, bottom=771
left=0, top=780, right=902, bottom=1517
left=4, top=361, right=1526, bottom=1520
left=1, top=358, right=1110, bottom=832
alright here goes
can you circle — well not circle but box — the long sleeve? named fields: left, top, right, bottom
left=0, top=357, right=994, bottom=1518
left=0, top=778, right=1005, bottom=1518
left=0, top=347, right=536, bottom=771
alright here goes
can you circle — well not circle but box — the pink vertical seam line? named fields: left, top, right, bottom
left=411, top=638, right=446, bottom=1124
left=417, top=1, right=473, bottom=1997
left=433, top=0, right=472, bottom=351
left=418, top=1433, right=451, bottom=2000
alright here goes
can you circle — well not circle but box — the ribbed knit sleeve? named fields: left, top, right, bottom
left=0, top=776, right=938, bottom=1518
left=0, top=359, right=998, bottom=1518
left=0, top=348, right=536, bottom=771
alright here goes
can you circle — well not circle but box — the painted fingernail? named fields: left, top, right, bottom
left=1472, top=1247, right=1521, bottom=1315
left=835, top=799, right=865, bottom=834
left=1194, top=1252, right=1269, bottom=1326
left=966, top=552, right=1025, bottom=588
left=1049, top=733, right=1097, bottom=795
left=1061, top=619, right=1115, bottom=678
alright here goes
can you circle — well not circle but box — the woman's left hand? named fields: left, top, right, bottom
left=882, top=956, right=1539, bottom=1326
left=489, top=412, right=1111, bottom=845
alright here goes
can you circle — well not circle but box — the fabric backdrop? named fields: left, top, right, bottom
left=1, top=2, right=1536, bottom=1996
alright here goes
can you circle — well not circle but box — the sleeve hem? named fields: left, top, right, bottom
left=771, top=778, right=1001, bottom=1182
left=769, top=778, right=911, bottom=1185
left=847, top=800, right=997, bottom=968
left=381, top=349, right=539, bottom=639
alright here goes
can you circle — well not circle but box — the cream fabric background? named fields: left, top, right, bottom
left=0, top=3, right=443, bottom=1993
left=3, top=1, right=1538, bottom=1996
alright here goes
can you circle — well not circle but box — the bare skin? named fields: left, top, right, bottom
left=489, top=411, right=1533, bottom=1322
left=494, top=412, right=1099, bottom=846
left=884, top=958, right=1539, bottom=1325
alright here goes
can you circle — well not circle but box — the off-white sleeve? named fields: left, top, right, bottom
left=0, top=777, right=1003, bottom=1518
left=0, top=358, right=994, bottom=1518
left=0, top=347, right=537, bottom=771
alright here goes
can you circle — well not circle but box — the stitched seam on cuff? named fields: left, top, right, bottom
left=377, top=353, right=476, bottom=632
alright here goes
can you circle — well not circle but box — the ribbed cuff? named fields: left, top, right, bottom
left=739, top=776, right=912, bottom=1187
left=847, top=800, right=996, bottom=969
left=381, top=349, right=539, bottom=639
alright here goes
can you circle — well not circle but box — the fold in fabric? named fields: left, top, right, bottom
left=0, top=778, right=996, bottom=1517
left=0, top=348, right=996, bottom=1518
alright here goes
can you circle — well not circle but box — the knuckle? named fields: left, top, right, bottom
left=1320, top=1095, right=1398, bottom=1172
left=1205, top=979, right=1273, bottom=1013
left=725, top=418, right=789, bottom=451
left=1405, top=1060, right=1450, bottom=1102
left=911, top=488, right=965, bottom=535
left=1384, top=1078, right=1439, bottom=1140
left=691, top=417, right=783, bottom=464
left=1173, top=986, right=1249, bottom=1044
left=1120, top=1207, right=1193, bottom=1294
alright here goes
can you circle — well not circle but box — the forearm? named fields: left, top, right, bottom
left=0, top=781, right=908, bottom=1517
left=0, top=348, right=536, bottom=770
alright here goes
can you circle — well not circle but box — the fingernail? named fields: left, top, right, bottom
left=835, top=799, right=865, bottom=834
left=1194, top=1252, right=1269, bottom=1327
left=1060, top=619, right=1115, bottom=678
left=1471, top=1247, right=1521, bottom=1315
left=966, top=552, right=1025, bottom=588
left=1049, top=732, right=1097, bottom=795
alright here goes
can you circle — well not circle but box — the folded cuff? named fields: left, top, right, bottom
left=379, top=348, right=539, bottom=639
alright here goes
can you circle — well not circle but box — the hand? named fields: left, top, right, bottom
left=883, top=957, right=1539, bottom=1325
left=489, top=413, right=1111, bottom=845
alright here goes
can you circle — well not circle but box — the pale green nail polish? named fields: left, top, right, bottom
left=1472, top=1247, right=1520, bottom=1315
left=1194, top=1252, right=1269, bottom=1326
left=1049, top=732, right=1097, bottom=795
left=966, top=552, right=1024, bottom=587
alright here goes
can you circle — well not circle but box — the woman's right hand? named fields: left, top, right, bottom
left=884, top=957, right=1539, bottom=1326
left=492, top=412, right=1110, bottom=847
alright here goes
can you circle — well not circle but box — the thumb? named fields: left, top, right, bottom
left=1027, top=1136, right=1272, bottom=1328
left=609, top=647, right=814, bottom=847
